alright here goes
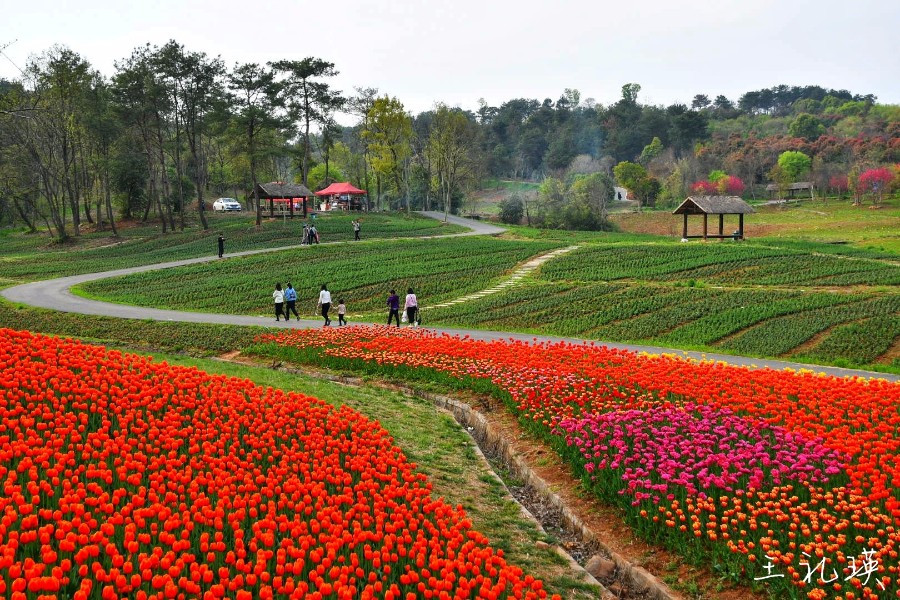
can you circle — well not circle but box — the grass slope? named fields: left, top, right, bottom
left=612, top=196, right=900, bottom=253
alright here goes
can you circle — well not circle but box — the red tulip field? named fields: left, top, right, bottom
left=0, top=328, right=555, bottom=600
left=257, top=325, right=900, bottom=599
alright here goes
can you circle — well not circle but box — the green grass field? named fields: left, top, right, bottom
left=612, top=195, right=900, bottom=253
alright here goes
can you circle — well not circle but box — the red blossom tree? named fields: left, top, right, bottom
left=718, top=175, right=745, bottom=195
left=828, top=175, right=848, bottom=196
left=692, top=176, right=744, bottom=195
left=858, top=167, right=893, bottom=205
left=691, top=180, right=718, bottom=195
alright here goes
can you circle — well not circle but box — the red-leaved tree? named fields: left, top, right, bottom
left=828, top=175, right=849, bottom=196
left=718, top=175, right=745, bottom=195
left=691, top=180, right=718, bottom=195
left=692, top=176, right=744, bottom=196
left=858, top=167, right=893, bottom=205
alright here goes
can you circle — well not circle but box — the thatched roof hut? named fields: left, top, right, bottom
left=673, top=196, right=754, bottom=240
left=254, top=182, right=313, bottom=218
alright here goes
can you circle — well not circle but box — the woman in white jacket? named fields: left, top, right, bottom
left=404, top=288, right=418, bottom=327
left=317, top=284, right=332, bottom=326
left=273, top=283, right=285, bottom=322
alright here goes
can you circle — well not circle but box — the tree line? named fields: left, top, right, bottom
left=1, top=42, right=898, bottom=239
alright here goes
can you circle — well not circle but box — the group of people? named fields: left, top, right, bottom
left=301, top=223, right=320, bottom=245
left=215, top=218, right=362, bottom=259
left=272, top=283, right=347, bottom=326
left=271, top=284, right=420, bottom=328
left=387, top=288, right=419, bottom=327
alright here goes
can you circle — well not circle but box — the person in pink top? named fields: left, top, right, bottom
left=404, top=288, right=418, bottom=327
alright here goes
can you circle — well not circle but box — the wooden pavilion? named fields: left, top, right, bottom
left=673, top=196, right=755, bottom=240
left=765, top=181, right=814, bottom=199
left=254, top=182, right=313, bottom=218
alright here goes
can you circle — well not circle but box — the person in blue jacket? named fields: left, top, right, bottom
left=284, top=283, right=299, bottom=321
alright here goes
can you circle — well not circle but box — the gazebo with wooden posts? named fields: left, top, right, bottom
left=254, top=182, right=313, bottom=218
left=765, top=181, right=814, bottom=200
left=673, top=196, right=755, bottom=240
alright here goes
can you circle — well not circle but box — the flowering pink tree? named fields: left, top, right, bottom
left=828, top=175, right=848, bottom=197
left=718, top=175, right=745, bottom=195
left=859, top=167, right=893, bottom=205
left=692, top=176, right=744, bottom=196
left=691, top=180, right=718, bottom=195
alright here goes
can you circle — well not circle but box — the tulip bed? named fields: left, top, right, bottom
left=0, top=328, right=555, bottom=600
left=256, top=325, right=900, bottom=599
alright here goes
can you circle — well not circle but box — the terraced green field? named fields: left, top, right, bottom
left=77, top=237, right=560, bottom=316
left=15, top=214, right=898, bottom=371
left=538, top=243, right=900, bottom=286
left=422, top=239, right=900, bottom=370
left=0, top=212, right=464, bottom=282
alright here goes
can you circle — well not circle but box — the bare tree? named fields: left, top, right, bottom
left=427, top=104, right=475, bottom=222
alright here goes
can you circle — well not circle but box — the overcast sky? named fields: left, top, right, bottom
left=3, top=0, right=898, bottom=121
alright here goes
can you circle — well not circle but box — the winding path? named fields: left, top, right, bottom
left=425, top=245, right=580, bottom=310
left=2, top=213, right=896, bottom=382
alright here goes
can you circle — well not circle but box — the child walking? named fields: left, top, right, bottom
left=337, top=298, right=347, bottom=326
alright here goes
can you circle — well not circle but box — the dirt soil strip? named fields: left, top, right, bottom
left=222, top=352, right=700, bottom=600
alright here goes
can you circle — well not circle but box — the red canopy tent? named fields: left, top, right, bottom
left=315, top=182, right=367, bottom=196
left=315, top=182, right=368, bottom=211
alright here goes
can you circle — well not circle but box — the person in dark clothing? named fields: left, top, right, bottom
left=386, top=289, right=400, bottom=326
left=217, top=235, right=225, bottom=258
left=353, top=219, right=361, bottom=241
left=284, top=283, right=299, bottom=321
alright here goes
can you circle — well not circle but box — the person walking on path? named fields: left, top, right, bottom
left=337, top=298, right=347, bottom=326
left=405, top=288, right=418, bottom=327
left=353, top=219, right=361, bottom=241
left=284, top=283, right=299, bottom=321
left=311, top=224, right=319, bottom=244
left=301, top=224, right=310, bottom=245
left=386, top=289, right=400, bottom=326
left=317, top=284, right=332, bottom=326
left=217, top=235, right=225, bottom=258
left=273, top=283, right=285, bottom=321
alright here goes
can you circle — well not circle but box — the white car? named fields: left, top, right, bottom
left=213, top=198, right=242, bottom=212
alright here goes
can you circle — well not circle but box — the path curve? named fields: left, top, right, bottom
left=2, top=213, right=896, bottom=382
left=426, top=245, right=580, bottom=310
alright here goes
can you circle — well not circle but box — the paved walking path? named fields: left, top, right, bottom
left=426, top=245, right=580, bottom=310
left=2, top=213, right=896, bottom=382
